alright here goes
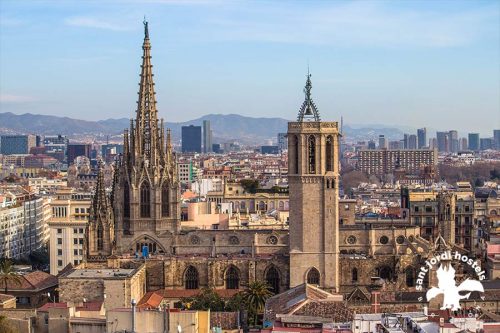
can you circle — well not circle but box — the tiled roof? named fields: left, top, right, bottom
left=76, top=301, right=103, bottom=312
left=38, top=302, right=68, bottom=311
left=5, top=271, right=57, bottom=291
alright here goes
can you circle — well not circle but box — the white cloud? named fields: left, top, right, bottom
left=64, top=16, right=132, bottom=31
left=0, top=94, right=38, bottom=103
left=205, top=2, right=499, bottom=48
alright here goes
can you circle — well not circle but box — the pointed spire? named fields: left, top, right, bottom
left=297, top=72, right=321, bottom=122
left=92, top=160, right=109, bottom=220
left=135, top=19, right=159, bottom=160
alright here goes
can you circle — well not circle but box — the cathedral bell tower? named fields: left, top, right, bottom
left=288, top=73, right=340, bottom=292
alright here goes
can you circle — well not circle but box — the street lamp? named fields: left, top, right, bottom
left=131, top=298, right=137, bottom=333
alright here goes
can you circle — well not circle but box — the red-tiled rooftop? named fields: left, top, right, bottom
left=138, top=288, right=240, bottom=308
left=38, top=302, right=68, bottom=311
left=76, top=301, right=103, bottom=312
left=5, top=271, right=57, bottom=291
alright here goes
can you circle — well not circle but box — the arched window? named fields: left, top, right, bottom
left=376, top=266, right=393, bottom=280
left=352, top=268, right=358, bottom=283
left=185, top=266, right=199, bottom=289
left=258, top=201, right=266, bottom=211
left=326, top=135, right=333, bottom=172
left=240, top=201, right=246, bottom=210
left=124, top=182, right=130, bottom=218
left=308, top=135, right=316, bottom=174
left=266, top=267, right=280, bottom=294
left=140, top=181, right=151, bottom=218
left=225, top=266, right=239, bottom=289
left=306, top=267, right=320, bottom=285
left=161, top=183, right=170, bottom=217
left=293, top=135, right=299, bottom=174
left=406, top=267, right=415, bottom=287
left=97, top=224, right=104, bottom=251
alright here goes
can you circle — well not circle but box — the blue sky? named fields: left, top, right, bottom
left=0, top=0, right=499, bottom=135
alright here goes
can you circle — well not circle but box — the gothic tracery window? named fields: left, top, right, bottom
left=161, top=183, right=170, bottom=217
left=326, top=135, right=333, bottom=172
left=308, top=135, right=316, bottom=174
left=266, top=267, right=280, bottom=294
left=97, top=224, right=104, bottom=251
left=225, top=266, right=240, bottom=289
left=140, top=181, right=151, bottom=218
left=185, top=266, right=199, bottom=289
left=306, top=267, right=320, bottom=285
left=124, top=182, right=130, bottom=218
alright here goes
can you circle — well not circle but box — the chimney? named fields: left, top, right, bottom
left=371, top=291, right=380, bottom=313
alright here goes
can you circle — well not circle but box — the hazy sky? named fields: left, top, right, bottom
left=0, top=0, right=499, bottom=135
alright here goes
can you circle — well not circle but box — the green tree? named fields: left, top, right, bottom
left=241, top=281, right=273, bottom=326
left=0, top=315, right=18, bottom=333
left=0, top=260, right=22, bottom=294
left=240, top=179, right=259, bottom=194
left=182, top=287, right=225, bottom=311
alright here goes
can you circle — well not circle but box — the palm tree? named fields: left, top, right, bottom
left=0, top=260, right=22, bottom=294
left=241, top=281, right=273, bottom=326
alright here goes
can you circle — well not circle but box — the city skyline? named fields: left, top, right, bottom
left=0, top=0, right=499, bottom=134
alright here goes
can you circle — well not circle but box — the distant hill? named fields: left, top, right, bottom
left=0, top=112, right=405, bottom=145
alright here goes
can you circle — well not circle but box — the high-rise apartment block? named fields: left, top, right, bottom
left=182, top=125, right=202, bottom=153
left=468, top=133, right=480, bottom=151
left=417, top=128, right=427, bottom=149
left=449, top=130, right=458, bottom=153
left=0, top=187, right=50, bottom=259
left=48, top=188, right=91, bottom=275
left=0, top=135, right=36, bottom=155
left=203, top=120, right=212, bottom=153
left=358, top=148, right=438, bottom=178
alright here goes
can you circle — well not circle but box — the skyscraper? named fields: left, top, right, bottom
left=67, top=144, right=91, bottom=164
left=182, top=125, right=202, bottom=153
left=417, top=128, right=427, bottom=149
left=468, top=133, right=480, bottom=151
left=436, top=132, right=449, bottom=152
left=378, top=135, right=387, bottom=149
left=403, top=134, right=409, bottom=149
left=449, top=130, right=458, bottom=153
left=408, top=135, right=417, bottom=150
left=277, top=133, right=287, bottom=152
left=202, top=120, right=212, bottom=153
left=494, top=130, right=500, bottom=150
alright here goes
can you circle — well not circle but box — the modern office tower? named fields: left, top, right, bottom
left=367, top=140, right=376, bottom=149
left=261, top=146, right=279, bottom=154
left=403, top=134, right=409, bottom=149
left=278, top=133, right=288, bottom=152
left=181, top=125, right=202, bottom=153
left=378, top=135, right=388, bottom=149
left=480, top=138, right=493, bottom=150
left=459, top=138, right=468, bottom=151
left=358, top=148, right=438, bottom=178
left=449, top=130, right=458, bottom=153
left=43, top=135, right=68, bottom=162
left=494, top=130, right=500, bottom=150
left=436, top=131, right=449, bottom=152
left=202, top=120, right=212, bottom=153
left=468, top=133, right=480, bottom=151
left=0, top=135, right=36, bottom=155
left=408, top=135, right=417, bottom=149
left=417, top=128, right=427, bottom=149
left=212, top=143, right=221, bottom=154
left=67, top=144, right=91, bottom=164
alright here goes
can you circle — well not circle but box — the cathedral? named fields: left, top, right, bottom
left=86, top=21, right=456, bottom=299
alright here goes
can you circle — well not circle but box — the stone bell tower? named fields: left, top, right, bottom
left=288, top=73, right=340, bottom=292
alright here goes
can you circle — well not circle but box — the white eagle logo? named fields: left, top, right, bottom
left=426, top=263, right=484, bottom=311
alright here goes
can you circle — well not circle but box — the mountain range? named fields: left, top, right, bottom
left=0, top=112, right=406, bottom=145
